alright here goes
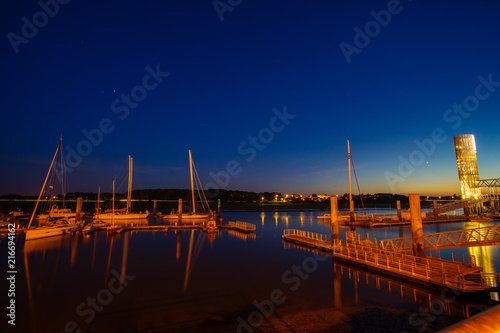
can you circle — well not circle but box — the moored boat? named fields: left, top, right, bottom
left=26, top=138, right=80, bottom=242
left=8, top=210, right=29, bottom=218
left=205, top=220, right=218, bottom=233
left=82, top=223, right=96, bottom=235
left=25, top=219, right=79, bottom=241
left=96, top=156, right=149, bottom=220
left=47, top=206, right=78, bottom=220
left=163, top=150, right=213, bottom=220
left=93, top=220, right=107, bottom=230
left=107, top=225, right=126, bottom=234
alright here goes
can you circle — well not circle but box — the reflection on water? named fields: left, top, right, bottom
left=11, top=212, right=500, bottom=332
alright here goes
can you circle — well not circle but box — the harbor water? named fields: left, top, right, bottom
left=5, top=210, right=500, bottom=332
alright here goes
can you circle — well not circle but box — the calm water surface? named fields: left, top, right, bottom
left=7, top=210, right=500, bottom=332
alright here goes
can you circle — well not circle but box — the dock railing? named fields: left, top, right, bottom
left=330, top=238, right=480, bottom=285
left=228, top=221, right=256, bottom=231
left=451, top=251, right=477, bottom=267
left=283, top=229, right=328, bottom=242
left=347, top=231, right=378, bottom=247
left=283, top=228, right=500, bottom=292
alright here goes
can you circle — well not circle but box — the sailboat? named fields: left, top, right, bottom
left=88, top=186, right=108, bottom=230
left=163, top=150, right=212, bottom=220
left=318, top=140, right=367, bottom=221
left=96, top=156, right=149, bottom=220
left=35, top=138, right=79, bottom=221
left=107, top=179, right=127, bottom=234
left=25, top=138, right=79, bottom=241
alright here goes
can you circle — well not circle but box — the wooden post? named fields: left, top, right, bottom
left=433, top=200, right=438, bottom=219
left=490, top=198, right=496, bottom=216
left=178, top=199, right=182, bottom=224
left=153, top=200, right=157, bottom=214
left=396, top=200, right=402, bottom=220
left=409, top=193, right=425, bottom=258
left=330, top=196, right=339, bottom=241
left=76, top=197, right=83, bottom=221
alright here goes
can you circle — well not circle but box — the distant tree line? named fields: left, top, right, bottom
left=0, top=190, right=459, bottom=207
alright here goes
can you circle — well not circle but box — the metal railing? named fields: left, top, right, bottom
left=284, top=228, right=500, bottom=292
left=451, top=251, right=477, bottom=267
left=283, top=229, right=328, bottom=242
left=347, top=231, right=378, bottom=247
left=450, top=273, right=500, bottom=291
left=380, top=225, right=500, bottom=250
left=329, top=239, right=498, bottom=291
left=228, top=221, right=256, bottom=231
left=431, top=197, right=490, bottom=215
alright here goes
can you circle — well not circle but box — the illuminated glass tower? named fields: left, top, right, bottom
left=454, top=134, right=480, bottom=199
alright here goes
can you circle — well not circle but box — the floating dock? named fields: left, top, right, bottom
left=218, top=221, right=256, bottom=233
left=283, top=229, right=500, bottom=293
left=11, top=221, right=257, bottom=237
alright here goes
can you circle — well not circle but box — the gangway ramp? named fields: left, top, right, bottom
left=380, top=225, right=500, bottom=251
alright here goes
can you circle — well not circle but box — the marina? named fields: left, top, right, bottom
left=3, top=209, right=500, bottom=332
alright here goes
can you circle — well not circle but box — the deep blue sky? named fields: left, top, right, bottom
left=1, top=0, right=499, bottom=196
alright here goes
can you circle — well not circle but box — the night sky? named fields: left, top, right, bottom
left=1, top=0, right=499, bottom=196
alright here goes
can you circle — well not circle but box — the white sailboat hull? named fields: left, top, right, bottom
left=163, top=213, right=210, bottom=220
left=25, top=224, right=78, bottom=241
left=97, top=213, right=149, bottom=220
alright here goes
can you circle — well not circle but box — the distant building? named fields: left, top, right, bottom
left=317, top=195, right=330, bottom=201
left=454, top=134, right=480, bottom=199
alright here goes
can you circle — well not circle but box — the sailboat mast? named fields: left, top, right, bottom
left=348, top=140, right=354, bottom=221
left=112, top=179, right=115, bottom=226
left=27, top=140, right=61, bottom=229
left=127, top=155, right=132, bottom=213
left=189, top=150, right=195, bottom=214
left=96, top=186, right=101, bottom=216
left=48, top=137, right=63, bottom=208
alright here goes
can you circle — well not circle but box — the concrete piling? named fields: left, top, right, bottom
left=330, top=196, right=339, bottom=240
left=409, top=193, right=425, bottom=258
left=76, top=197, right=83, bottom=221
left=178, top=199, right=183, bottom=224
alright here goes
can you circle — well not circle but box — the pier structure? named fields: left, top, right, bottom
left=284, top=241, right=496, bottom=318
left=282, top=229, right=500, bottom=292
left=107, top=220, right=256, bottom=234
left=287, top=194, right=500, bottom=292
